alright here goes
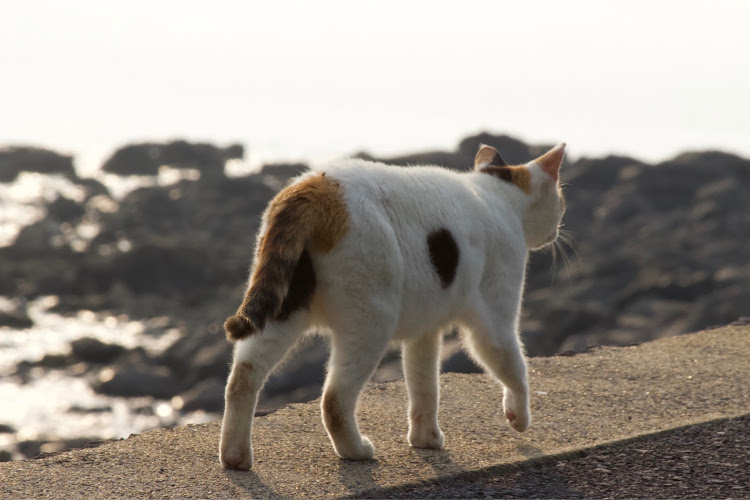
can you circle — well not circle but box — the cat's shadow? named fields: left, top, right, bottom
left=337, top=457, right=381, bottom=495
left=411, top=447, right=464, bottom=476
left=337, top=449, right=463, bottom=498
left=223, top=469, right=280, bottom=499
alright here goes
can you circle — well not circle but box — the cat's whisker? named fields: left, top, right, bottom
left=559, top=241, right=573, bottom=273
left=549, top=239, right=558, bottom=284
left=557, top=229, right=580, bottom=264
left=548, top=229, right=578, bottom=281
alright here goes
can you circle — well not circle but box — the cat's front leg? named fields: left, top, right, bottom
left=502, top=384, right=530, bottom=432
left=403, top=332, right=444, bottom=449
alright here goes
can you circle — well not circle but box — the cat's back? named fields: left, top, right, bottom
left=315, top=157, right=474, bottom=214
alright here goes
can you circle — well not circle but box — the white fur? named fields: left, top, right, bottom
left=220, top=153, right=565, bottom=469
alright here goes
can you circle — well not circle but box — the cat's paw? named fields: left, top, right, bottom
left=503, top=387, right=530, bottom=432
left=220, top=442, right=253, bottom=470
left=408, top=425, right=445, bottom=449
left=335, top=436, right=375, bottom=461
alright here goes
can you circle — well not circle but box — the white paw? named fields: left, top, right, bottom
left=503, top=387, right=530, bottom=432
left=408, top=425, right=445, bottom=449
left=336, top=436, right=375, bottom=461
left=220, top=440, right=253, bottom=470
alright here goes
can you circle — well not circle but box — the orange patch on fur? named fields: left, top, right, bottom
left=479, top=165, right=532, bottom=193
left=248, top=172, right=348, bottom=302
left=228, top=173, right=350, bottom=339
left=227, top=362, right=254, bottom=397
left=510, top=166, right=531, bottom=193
left=261, top=173, right=349, bottom=256
left=322, top=392, right=345, bottom=433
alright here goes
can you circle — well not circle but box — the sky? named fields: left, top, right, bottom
left=1, top=0, right=749, bottom=173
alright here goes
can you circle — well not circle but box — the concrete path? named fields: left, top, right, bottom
left=2, top=324, right=749, bottom=499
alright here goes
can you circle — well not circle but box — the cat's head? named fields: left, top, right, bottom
left=475, top=143, right=566, bottom=250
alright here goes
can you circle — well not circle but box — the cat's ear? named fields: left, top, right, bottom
left=534, top=143, right=566, bottom=181
left=474, top=144, right=508, bottom=170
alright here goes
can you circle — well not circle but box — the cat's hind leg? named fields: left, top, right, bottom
left=321, top=311, right=395, bottom=460
left=402, top=331, right=444, bottom=449
left=462, top=308, right=530, bottom=432
left=219, top=311, right=310, bottom=470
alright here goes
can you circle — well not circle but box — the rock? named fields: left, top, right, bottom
left=0, top=450, right=11, bottom=462
left=0, top=311, right=33, bottom=329
left=101, top=140, right=243, bottom=177
left=159, top=330, right=218, bottom=378
left=263, top=337, right=328, bottom=397
left=191, top=341, right=232, bottom=383
left=178, top=377, right=225, bottom=413
left=93, top=364, right=181, bottom=399
left=90, top=243, right=228, bottom=295
left=47, top=195, right=86, bottom=223
left=66, top=404, right=112, bottom=414
left=5, top=220, right=62, bottom=256
left=35, top=353, right=70, bottom=369
left=257, top=163, right=309, bottom=190
left=0, top=423, right=15, bottom=433
left=564, top=155, right=644, bottom=191
left=70, top=337, right=127, bottom=364
left=258, top=162, right=308, bottom=180
left=16, top=439, right=44, bottom=459
left=37, top=437, right=100, bottom=456
left=441, top=350, right=481, bottom=374
left=0, top=146, right=76, bottom=182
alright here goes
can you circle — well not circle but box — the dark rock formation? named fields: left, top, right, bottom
left=0, top=147, right=76, bottom=182
left=441, top=350, right=482, bottom=374
left=178, top=377, right=225, bottom=413
left=0, top=423, right=17, bottom=434
left=101, top=140, right=243, bottom=177
left=0, top=310, right=33, bottom=329
left=93, top=363, right=181, bottom=399
left=70, top=337, right=127, bottom=364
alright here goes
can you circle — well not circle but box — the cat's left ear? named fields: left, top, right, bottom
left=534, top=143, right=566, bottom=181
left=474, top=144, right=508, bottom=170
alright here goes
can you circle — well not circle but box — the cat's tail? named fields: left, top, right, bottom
left=224, top=172, right=349, bottom=342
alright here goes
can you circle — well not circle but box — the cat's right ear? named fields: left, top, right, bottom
left=474, top=144, right=508, bottom=170
left=534, top=143, right=566, bottom=182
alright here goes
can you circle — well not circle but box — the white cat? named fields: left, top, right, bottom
left=219, top=142, right=567, bottom=470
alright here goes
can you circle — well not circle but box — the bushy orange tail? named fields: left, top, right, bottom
left=224, top=173, right=349, bottom=341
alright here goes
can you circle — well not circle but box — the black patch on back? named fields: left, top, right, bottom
left=275, top=249, right=316, bottom=320
left=479, top=166, right=514, bottom=184
left=427, top=228, right=459, bottom=289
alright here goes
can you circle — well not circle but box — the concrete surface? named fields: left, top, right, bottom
left=1, top=324, right=749, bottom=499
left=373, top=414, right=750, bottom=498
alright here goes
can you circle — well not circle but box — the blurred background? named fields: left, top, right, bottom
left=1, top=0, right=749, bottom=461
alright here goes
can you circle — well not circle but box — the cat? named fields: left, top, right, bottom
left=219, top=142, right=567, bottom=470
